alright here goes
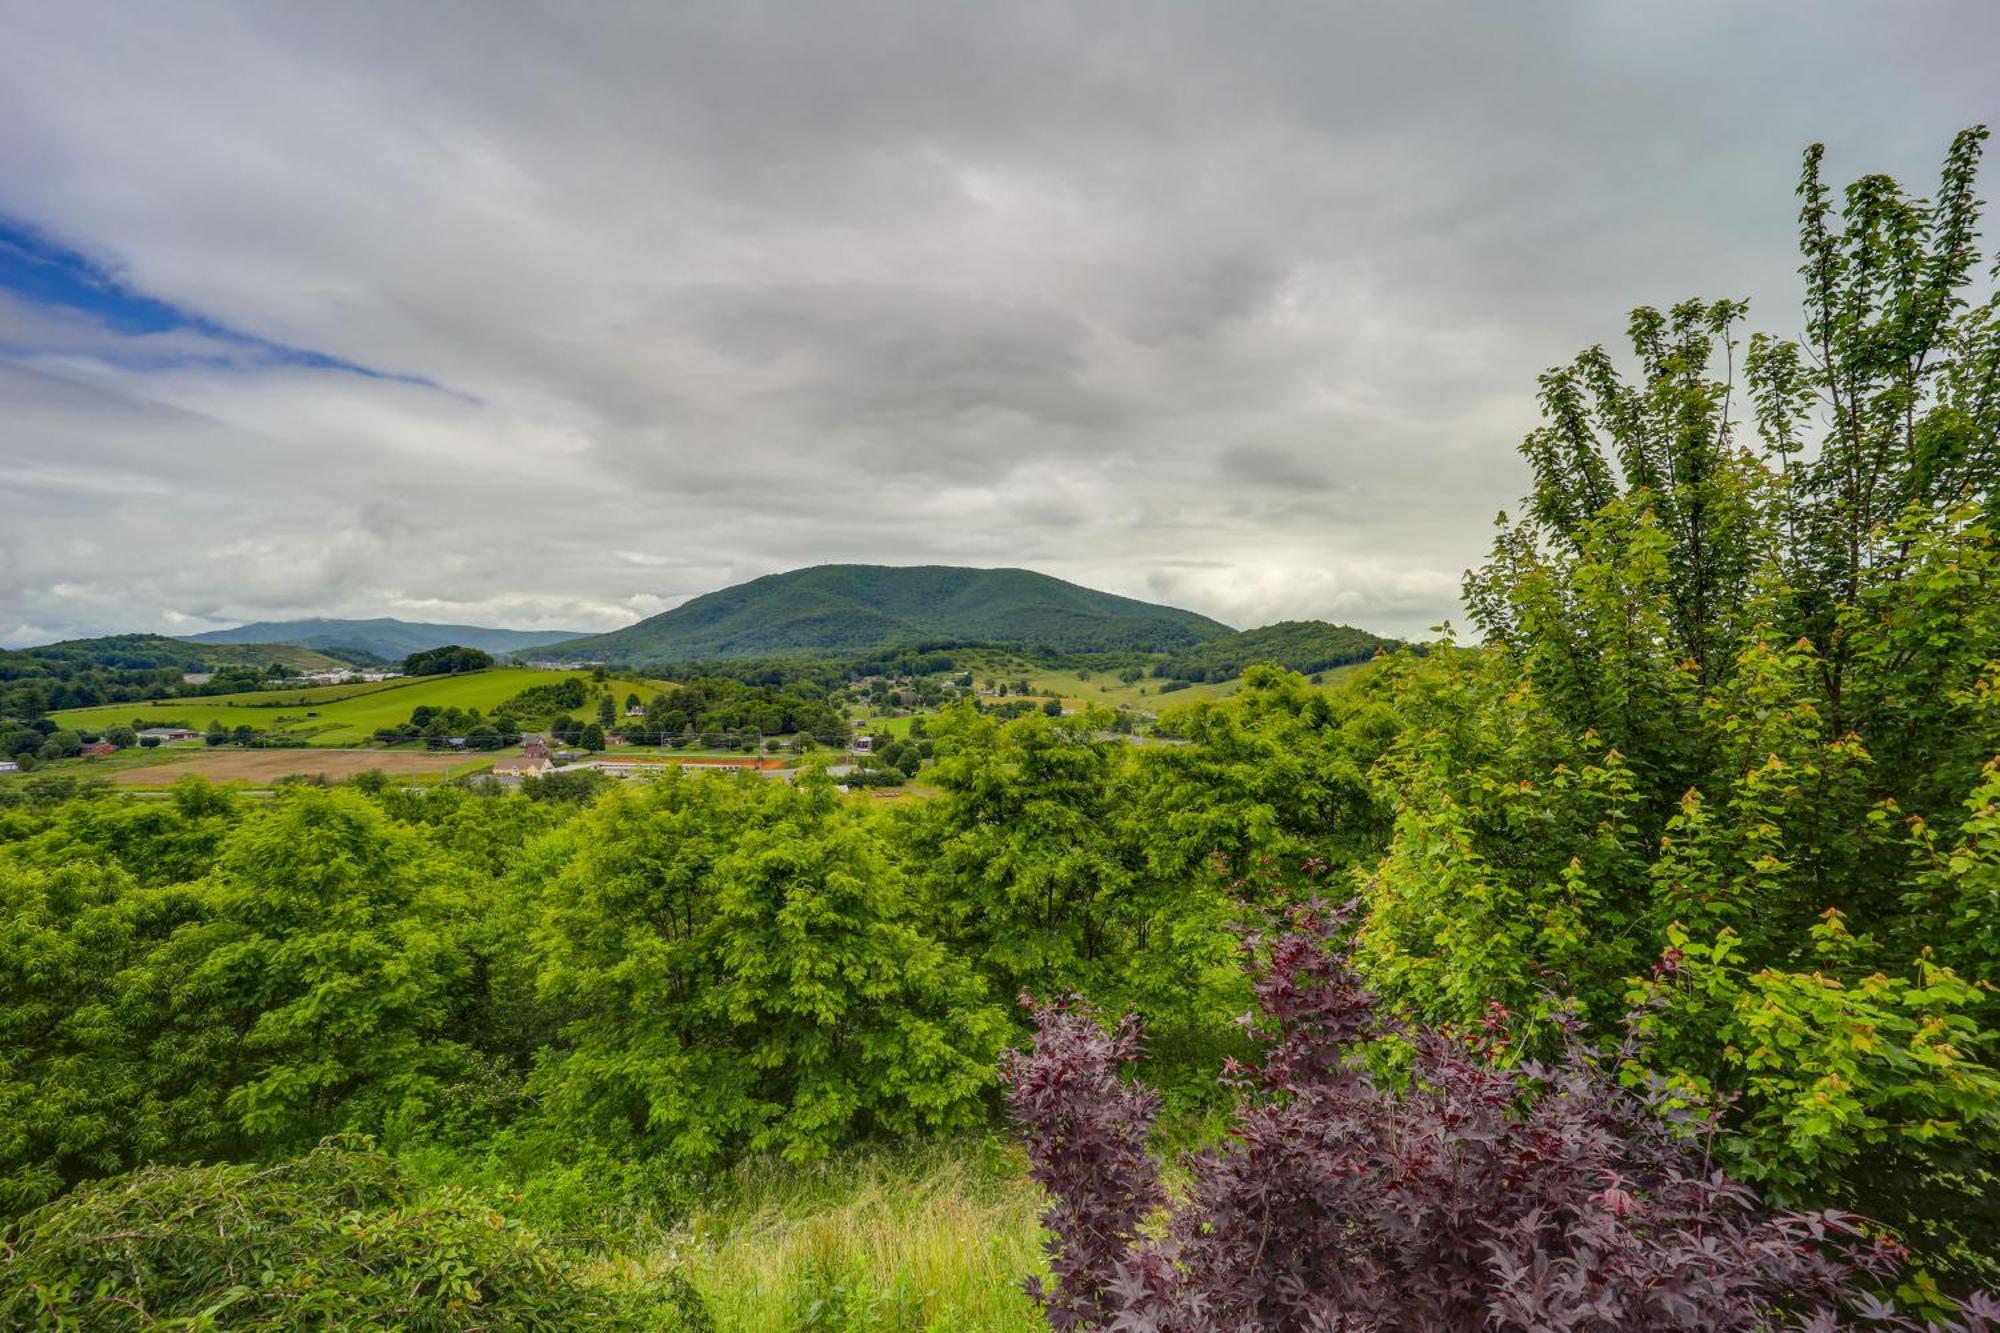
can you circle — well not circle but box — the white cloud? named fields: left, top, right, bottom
left=0, top=1, right=1995, bottom=646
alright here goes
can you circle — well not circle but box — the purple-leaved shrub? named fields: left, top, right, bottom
left=1005, top=899, right=1998, bottom=1332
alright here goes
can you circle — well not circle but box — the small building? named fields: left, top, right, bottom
left=850, top=736, right=873, bottom=755
left=492, top=753, right=554, bottom=778
left=137, top=727, right=203, bottom=744
left=181, top=672, right=214, bottom=686
left=0, top=760, right=19, bottom=774
left=81, top=741, right=119, bottom=757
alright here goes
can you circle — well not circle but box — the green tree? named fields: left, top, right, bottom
left=531, top=773, right=1004, bottom=1164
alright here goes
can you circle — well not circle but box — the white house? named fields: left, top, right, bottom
left=137, top=727, right=203, bottom=744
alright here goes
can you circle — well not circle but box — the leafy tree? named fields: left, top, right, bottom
left=103, top=724, right=137, bottom=749
left=1007, top=903, right=1988, bottom=1331
left=135, top=789, right=476, bottom=1155
left=403, top=645, right=494, bottom=676
left=531, top=773, right=1005, bottom=1164
left=1390, top=128, right=2000, bottom=1284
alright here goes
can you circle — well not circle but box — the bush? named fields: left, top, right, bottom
left=0, top=1139, right=710, bottom=1330
left=1005, top=900, right=1994, bottom=1330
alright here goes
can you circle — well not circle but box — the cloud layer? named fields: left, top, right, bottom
left=2, top=1, right=1995, bottom=645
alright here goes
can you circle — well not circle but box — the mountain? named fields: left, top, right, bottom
left=547, top=565, right=1235, bottom=664
left=184, top=618, right=589, bottom=662
left=1159, top=619, right=1400, bottom=682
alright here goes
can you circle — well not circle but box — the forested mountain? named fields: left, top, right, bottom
left=548, top=564, right=1234, bottom=664
left=1158, top=619, right=1398, bottom=682
left=185, top=617, right=589, bottom=661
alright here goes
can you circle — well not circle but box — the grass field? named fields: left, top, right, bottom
left=86, top=748, right=487, bottom=787
left=49, top=668, right=671, bottom=747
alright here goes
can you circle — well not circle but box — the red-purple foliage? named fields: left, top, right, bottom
left=1004, top=899, right=1997, bottom=1332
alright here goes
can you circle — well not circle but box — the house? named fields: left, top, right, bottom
left=0, top=760, right=18, bottom=774
left=137, top=727, right=202, bottom=744
left=492, top=752, right=554, bottom=778
left=81, top=741, right=119, bottom=757
left=850, top=735, right=873, bottom=755
left=181, top=672, right=214, bottom=686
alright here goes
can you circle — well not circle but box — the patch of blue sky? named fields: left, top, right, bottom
left=0, top=215, right=437, bottom=387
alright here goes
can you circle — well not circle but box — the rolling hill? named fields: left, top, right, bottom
left=185, top=617, right=589, bottom=661
left=1158, top=619, right=1400, bottom=682
left=16, top=633, right=348, bottom=674
left=548, top=565, right=1234, bottom=664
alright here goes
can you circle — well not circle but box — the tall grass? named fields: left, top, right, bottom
left=663, top=1136, right=1047, bottom=1331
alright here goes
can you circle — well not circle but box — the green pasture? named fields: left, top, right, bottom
left=49, top=668, right=670, bottom=747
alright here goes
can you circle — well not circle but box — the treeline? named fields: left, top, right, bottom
left=1156, top=619, right=1398, bottom=683
left=619, top=677, right=847, bottom=746
left=401, top=644, right=494, bottom=675
left=0, top=641, right=299, bottom=723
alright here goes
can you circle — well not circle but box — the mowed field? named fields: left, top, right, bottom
left=93, top=748, right=486, bottom=788
left=50, top=668, right=674, bottom=746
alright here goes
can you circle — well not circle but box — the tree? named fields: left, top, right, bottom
left=103, top=724, right=137, bottom=749
left=579, top=723, right=606, bottom=752
left=1407, top=128, right=2000, bottom=1286
left=531, top=774, right=1005, bottom=1164
left=597, top=696, right=616, bottom=727
left=1006, top=902, right=1982, bottom=1331
left=134, top=789, right=475, bottom=1154
left=402, top=645, right=494, bottom=676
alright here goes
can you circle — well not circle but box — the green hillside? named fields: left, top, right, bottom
left=550, top=565, right=1233, bottom=665
left=15, top=634, right=347, bottom=673
left=185, top=617, right=589, bottom=661
left=1158, top=619, right=1398, bottom=682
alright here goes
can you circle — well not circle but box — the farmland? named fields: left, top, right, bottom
left=94, top=748, right=488, bottom=788
left=47, top=667, right=671, bottom=747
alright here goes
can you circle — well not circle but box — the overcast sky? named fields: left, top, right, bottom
left=2, top=2, right=1995, bottom=647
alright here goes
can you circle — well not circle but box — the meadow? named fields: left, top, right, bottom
left=48, top=667, right=670, bottom=747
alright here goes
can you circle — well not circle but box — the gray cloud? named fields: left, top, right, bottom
left=1, top=1, right=1996, bottom=645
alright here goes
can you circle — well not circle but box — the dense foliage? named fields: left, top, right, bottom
left=0, top=1139, right=709, bottom=1330
left=1007, top=901, right=1990, bottom=1331
left=402, top=644, right=497, bottom=675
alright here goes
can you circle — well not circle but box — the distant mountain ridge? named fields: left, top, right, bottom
left=184, top=617, right=589, bottom=661
left=547, top=564, right=1235, bottom=664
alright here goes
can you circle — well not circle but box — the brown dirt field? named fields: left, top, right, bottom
left=102, top=749, right=477, bottom=787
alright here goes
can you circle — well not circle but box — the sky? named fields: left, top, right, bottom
left=2, top=3, right=1996, bottom=647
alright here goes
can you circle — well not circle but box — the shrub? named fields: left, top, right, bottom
left=1005, top=900, right=1995, bottom=1331
left=0, top=1139, right=709, bottom=1330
